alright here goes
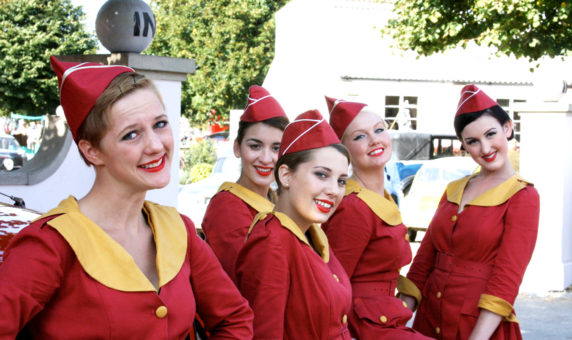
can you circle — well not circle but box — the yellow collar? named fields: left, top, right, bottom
left=218, top=182, right=275, bottom=212
left=248, top=211, right=330, bottom=263
left=446, top=174, right=532, bottom=206
left=345, top=179, right=402, bottom=226
left=40, top=196, right=187, bottom=292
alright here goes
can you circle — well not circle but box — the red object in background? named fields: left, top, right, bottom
left=208, top=123, right=229, bottom=134
left=0, top=203, right=41, bottom=264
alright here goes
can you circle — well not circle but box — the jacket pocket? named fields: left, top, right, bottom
left=353, top=296, right=413, bottom=328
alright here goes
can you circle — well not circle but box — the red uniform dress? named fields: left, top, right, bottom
left=322, top=179, right=432, bottom=340
left=202, top=182, right=274, bottom=282
left=406, top=175, right=539, bottom=340
left=236, top=211, right=353, bottom=340
left=0, top=196, right=253, bottom=340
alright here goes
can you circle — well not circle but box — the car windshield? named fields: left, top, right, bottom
left=0, top=137, right=20, bottom=151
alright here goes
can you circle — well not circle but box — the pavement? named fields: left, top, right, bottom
left=515, top=290, right=572, bottom=340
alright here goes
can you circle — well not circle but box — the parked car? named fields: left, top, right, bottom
left=178, top=145, right=241, bottom=228
left=0, top=195, right=41, bottom=263
left=0, top=134, right=27, bottom=171
left=400, top=156, right=478, bottom=241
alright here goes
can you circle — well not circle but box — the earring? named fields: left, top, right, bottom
left=284, top=183, right=289, bottom=188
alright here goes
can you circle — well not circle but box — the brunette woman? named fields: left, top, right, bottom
left=236, top=109, right=353, bottom=339
left=0, top=57, right=253, bottom=339
left=321, top=97, right=432, bottom=340
left=403, top=84, right=539, bottom=340
left=201, top=85, right=288, bottom=282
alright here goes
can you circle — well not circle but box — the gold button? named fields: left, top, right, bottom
left=155, top=306, right=168, bottom=318
left=342, top=314, right=347, bottom=324
left=402, top=301, right=408, bottom=308
left=333, top=274, right=340, bottom=282
left=451, top=215, right=457, bottom=222
left=380, top=315, right=387, bottom=323
left=436, top=291, right=442, bottom=298
left=405, top=233, right=410, bottom=241
left=436, top=326, right=441, bottom=334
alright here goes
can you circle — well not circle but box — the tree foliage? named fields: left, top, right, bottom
left=383, top=0, right=572, bottom=61
left=0, top=0, right=97, bottom=116
left=147, top=0, right=289, bottom=125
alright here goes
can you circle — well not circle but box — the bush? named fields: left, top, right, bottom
left=180, top=139, right=217, bottom=171
left=183, top=163, right=214, bottom=184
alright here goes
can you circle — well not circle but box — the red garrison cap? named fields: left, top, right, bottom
left=50, top=56, right=134, bottom=141
left=279, top=109, right=340, bottom=158
left=240, top=85, right=287, bottom=122
left=455, top=84, right=499, bottom=117
left=326, top=96, right=367, bottom=139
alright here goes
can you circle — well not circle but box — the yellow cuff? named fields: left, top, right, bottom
left=397, top=275, right=422, bottom=306
left=478, top=294, right=519, bottom=323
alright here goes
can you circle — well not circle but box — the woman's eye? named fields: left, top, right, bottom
left=314, top=171, right=327, bottom=179
left=486, top=131, right=497, bottom=138
left=154, top=120, right=169, bottom=129
left=375, top=128, right=385, bottom=133
left=466, top=139, right=477, bottom=145
left=353, top=134, right=365, bottom=141
left=272, top=145, right=281, bottom=153
left=122, top=131, right=138, bottom=141
left=248, top=144, right=261, bottom=150
left=338, top=178, right=347, bottom=186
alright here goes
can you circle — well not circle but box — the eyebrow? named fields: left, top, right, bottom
left=313, top=166, right=332, bottom=172
left=117, top=114, right=168, bottom=137
left=246, top=138, right=263, bottom=143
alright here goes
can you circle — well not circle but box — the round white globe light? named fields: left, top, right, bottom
left=96, top=0, right=156, bottom=53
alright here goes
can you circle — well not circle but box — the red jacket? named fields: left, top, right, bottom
left=322, top=179, right=432, bottom=340
left=0, top=197, right=253, bottom=339
left=407, top=175, right=539, bottom=340
left=236, top=212, right=352, bottom=340
left=202, top=182, right=274, bottom=283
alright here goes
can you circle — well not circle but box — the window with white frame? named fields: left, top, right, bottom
left=384, top=95, right=418, bottom=130
left=496, top=98, right=525, bottom=142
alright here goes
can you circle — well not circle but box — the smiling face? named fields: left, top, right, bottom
left=342, top=109, right=392, bottom=171
left=277, top=146, right=349, bottom=229
left=234, top=122, right=283, bottom=196
left=460, top=114, right=513, bottom=175
left=80, top=87, right=173, bottom=194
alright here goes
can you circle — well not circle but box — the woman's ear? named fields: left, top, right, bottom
left=233, top=138, right=241, bottom=158
left=278, top=164, right=292, bottom=189
left=77, top=139, right=104, bottom=166
left=503, top=120, right=514, bottom=139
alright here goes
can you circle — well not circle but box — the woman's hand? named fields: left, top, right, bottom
left=467, top=309, right=503, bottom=340
left=398, top=293, right=417, bottom=311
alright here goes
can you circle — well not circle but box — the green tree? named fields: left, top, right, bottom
left=383, top=0, right=572, bottom=61
left=0, top=0, right=98, bottom=116
left=147, top=0, right=289, bottom=125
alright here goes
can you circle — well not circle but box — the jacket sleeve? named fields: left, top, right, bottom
left=0, top=220, right=68, bottom=339
left=202, top=193, right=254, bottom=281
left=478, top=186, right=540, bottom=317
left=405, top=193, right=446, bottom=298
left=322, top=197, right=372, bottom=278
left=235, top=219, right=290, bottom=340
left=183, top=215, right=254, bottom=339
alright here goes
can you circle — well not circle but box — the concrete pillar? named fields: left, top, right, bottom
left=0, top=53, right=195, bottom=212
left=518, top=101, right=572, bottom=293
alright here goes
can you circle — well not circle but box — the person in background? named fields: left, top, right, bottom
left=201, top=85, right=289, bottom=282
left=0, top=56, right=253, bottom=339
left=321, top=96, right=433, bottom=340
left=236, top=109, right=353, bottom=339
left=402, top=84, right=539, bottom=340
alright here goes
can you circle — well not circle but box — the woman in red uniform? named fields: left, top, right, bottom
left=236, top=109, right=353, bottom=339
left=402, top=84, right=540, bottom=340
left=321, top=97, right=432, bottom=340
left=202, top=86, right=288, bottom=282
left=0, top=56, right=253, bottom=339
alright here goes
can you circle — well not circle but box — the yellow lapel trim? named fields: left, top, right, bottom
left=247, top=211, right=330, bottom=263
left=217, top=182, right=275, bottom=212
left=446, top=174, right=531, bottom=206
left=42, top=196, right=187, bottom=292
left=345, top=179, right=402, bottom=226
